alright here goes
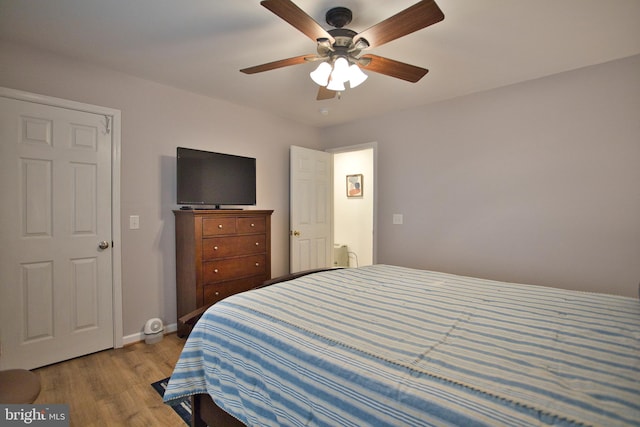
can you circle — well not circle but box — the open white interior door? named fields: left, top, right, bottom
left=290, top=146, right=332, bottom=273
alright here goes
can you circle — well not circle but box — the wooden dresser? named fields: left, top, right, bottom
left=174, top=209, right=273, bottom=337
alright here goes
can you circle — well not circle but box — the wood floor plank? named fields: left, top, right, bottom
left=34, top=333, right=186, bottom=426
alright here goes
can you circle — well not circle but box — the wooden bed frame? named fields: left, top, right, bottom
left=178, top=268, right=339, bottom=427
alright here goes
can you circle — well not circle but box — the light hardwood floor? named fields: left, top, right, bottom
left=33, top=333, right=187, bottom=427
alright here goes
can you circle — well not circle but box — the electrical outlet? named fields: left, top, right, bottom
left=393, top=214, right=403, bottom=225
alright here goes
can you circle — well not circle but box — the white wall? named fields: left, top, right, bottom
left=320, top=55, right=640, bottom=297
left=333, top=148, right=374, bottom=267
left=0, top=41, right=322, bottom=336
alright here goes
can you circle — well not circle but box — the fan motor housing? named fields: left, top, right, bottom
left=325, top=7, right=352, bottom=28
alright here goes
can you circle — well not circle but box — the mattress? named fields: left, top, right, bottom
left=164, top=265, right=640, bottom=426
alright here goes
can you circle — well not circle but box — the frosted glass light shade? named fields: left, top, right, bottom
left=326, top=76, right=345, bottom=91
left=331, top=57, right=350, bottom=84
left=348, top=64, right=368, bottom=88
left=309, top=56, right=368, bottom=91
left=310, top=62, right=332, bottom=86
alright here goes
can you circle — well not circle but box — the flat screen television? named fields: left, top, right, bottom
left=176, top=147, right=256, bottom=208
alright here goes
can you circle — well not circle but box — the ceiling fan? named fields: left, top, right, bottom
left=240, top=0, right=445, bottom=100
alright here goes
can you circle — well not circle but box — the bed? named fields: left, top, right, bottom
left=163, top=265, right=640, bottom=426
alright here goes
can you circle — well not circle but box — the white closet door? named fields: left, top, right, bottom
left=0, top=96, right=114, bottom=369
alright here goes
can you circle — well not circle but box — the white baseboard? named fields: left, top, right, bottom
left=122, top=322, right=178, bottom=346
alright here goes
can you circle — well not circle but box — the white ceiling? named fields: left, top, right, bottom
left=1, top=0, right=639, bottom=127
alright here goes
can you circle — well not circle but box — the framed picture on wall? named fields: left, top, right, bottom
left=346, top=174, right=363, bottom=198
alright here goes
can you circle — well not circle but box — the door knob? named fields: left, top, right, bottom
left=291, top=230, right=301, bottom=237
left=98, top=241, right=110, bottom=250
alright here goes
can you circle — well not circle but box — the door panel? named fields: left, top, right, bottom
left=0, top=96, right=114, bottom=369
left=290, top=146, right=332, bottom=273
left=71, top=257, right=99, bottom=331
left=22, top=158, right=53, bottom=236
left=72, top=162, right=98, bottom=234
left=22, top=261, right=54, bottom=341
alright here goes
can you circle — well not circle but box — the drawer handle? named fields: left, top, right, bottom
left=215, top=291, right=219, bottom=296
left=218, top=224, right=223, bottom=229
left=214, top=246, right=219, bottom=251
left=255, top=242, right=259, bottom=246
left=251, top=223, right=255, bottom=227
left=214, top=268, right=219, bottom=273
left=255, top=263, right=260, bottom=267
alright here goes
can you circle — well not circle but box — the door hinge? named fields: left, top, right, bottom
left=104, top=115, right=111, bottom=134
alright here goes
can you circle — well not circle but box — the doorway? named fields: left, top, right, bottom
left=329, top=143, right=376, bottom=268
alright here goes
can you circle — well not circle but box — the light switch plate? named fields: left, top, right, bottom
left=393, top=214, right=403, bottom=225
left=129, top=215, right=140, bottom=230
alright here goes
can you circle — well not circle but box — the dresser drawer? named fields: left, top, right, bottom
left=203, top=276, right=264, bottom=305
left=237, top=216, right=266, bottom=234
left=202, top=217, right=236, bottom=236
left=203, top=254, right=266, bottom=283
left=202, top=235, right=266, bottom=259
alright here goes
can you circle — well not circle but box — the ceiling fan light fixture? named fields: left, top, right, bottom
left=330, top=56, right=350, bottom=84
left=348, top=64, right=368, bottom=88
left=310, top=61, right=332, bottom=86
left=326, top=76, right=346, bottom=92
left=245, top=1, right=446, bottom=100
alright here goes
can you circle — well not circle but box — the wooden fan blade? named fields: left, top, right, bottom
left=316, top=86, right=336, bottom=100
left=240, top=55, right=314, bottom=74
left=360, top=54, right=428, bottom=83
left=354, top=0, right=444, bottom=49
left=261, top=0, right=334, bottom=44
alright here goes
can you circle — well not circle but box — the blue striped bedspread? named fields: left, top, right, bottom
left=164, top=265, right=640, bottom=426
